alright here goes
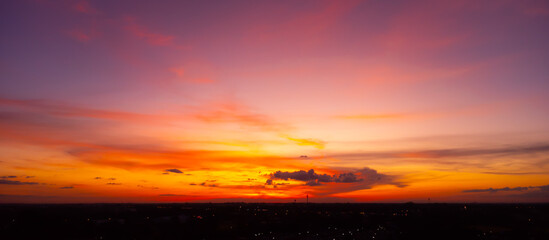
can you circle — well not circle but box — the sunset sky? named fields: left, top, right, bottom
left=1, top=0, right=549, bottom=203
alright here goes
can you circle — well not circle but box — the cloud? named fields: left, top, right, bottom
left=336, top=114, right=407, bottom=120
left=269, top=169, right=364, bottom=184
left=159, top=194, right=185, bottom=197
left=481, top=171, right=549, bottom=175
left=0, top=97, right=182, bottom=124
left=169, top=66, right=214, bottom=84
left=194, top=182, right=217, bottom=187
left=463, top=185, right=549, bottom=193
left=270, top=169, right=333, bottom=183
left=94, top=177, right=102, bottom=179
left=286, top=137, right=325, bottom=149
left=461, top=185, right=549, bottom=201
left=1, top=176, right=17, bottom=179
left=267, top=168, right=403, bottom=194
left=123, top=17, right=188, bottom=49
left=164, top=169, right=183, bottom=174
left=332, top=143, right=549, bottom=160
left=193, top=101, right=291, bottom=132
left=170, top=67, right=185, bottom=78
left=60, top=186, right=74, bottom=189
left=68, top=30, right=92, bottom=42
left=463, top=187, right=528, bottom=193
left=106, top=183, right=121, bottom=185
left=72, top=0, right=99, bottom=14
left=306, top=180, right=322, bottom=186
left=0, top=179, right=39, bottom=185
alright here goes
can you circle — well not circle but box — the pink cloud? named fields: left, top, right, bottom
left=68, top=30, right=91, bottom=42
left=169, top=67, right=185, bottom=78
left=72, top=0, right=99, bottom=14
left=124, top=17, right=188, bottom=49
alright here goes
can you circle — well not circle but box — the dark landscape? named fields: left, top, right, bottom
left=1, top=203, right=548, bottom=240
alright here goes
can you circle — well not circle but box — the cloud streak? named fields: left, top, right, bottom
left=331, top=143, right=549, bottom=160
left=463, top=185, right=549, bottom=193
left=286, top=137, right=325, bottom=149
left=0, top=179, right=39, bottom=185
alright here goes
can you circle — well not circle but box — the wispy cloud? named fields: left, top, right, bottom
left=463, top=186, right=529, bottom=193
left=336, top=114, right=407, bottom=120
left=72, top=0, right=99, bottom=14
left=124, top=16, right=188, bottom=49
left=463, top=185, right=549, bottom=193
left=0, top=179, right=39, bottom=185
left=286, top=137, right=325, bottom=149
left=0, top=97, right=182, bottom=124
left=193, top=102, right=291, bottom=132
left=331, top=143, right=549, bottom=160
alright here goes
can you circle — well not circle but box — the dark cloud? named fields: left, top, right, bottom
left=463, top=185, right=549, bottom=193
left=164, top=168, right=183, bottom=174
left=159, top=194, right=185, bottom=197
left=270, top=169, right=337, bottom=183
left=267, top=167, right=404, bottom=195
left=94, top=177, right=102, bottom=179
left=481, top=171, right=549, bottom=175
left=25, top=176, right=35, bottom=178
left=462, top=185, right=549, bottom=201
left=59, top=186, right=74, bottom=189
left=195, top=182, right=216, bottom=187
left=463, top=187, right=528, bottom=193
left=108, top=178, right=116, bottom=180
left=106, top=182, right=121, bottom=185
left=1, top=176, right=17, bottom=178
left=0, top=179, right=39, bottom=185
left=189, top=183, right=197, bottom=185
left=269, top=169, right=369, bottom=185
left=306, top=180, right=322, bottom=186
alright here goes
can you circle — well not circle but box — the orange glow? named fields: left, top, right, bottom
left=1, top=0, right=549, bottom=203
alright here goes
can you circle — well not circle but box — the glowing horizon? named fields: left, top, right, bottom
left=1, top=0, right=549, bottom=203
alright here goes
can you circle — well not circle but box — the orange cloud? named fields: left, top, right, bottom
left=193, top=101, right=291, bottom=132
left=286, top=137, right=325, bottom=149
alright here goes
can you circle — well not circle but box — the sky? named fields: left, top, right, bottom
left=1, top=0, right=549, bottom=203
